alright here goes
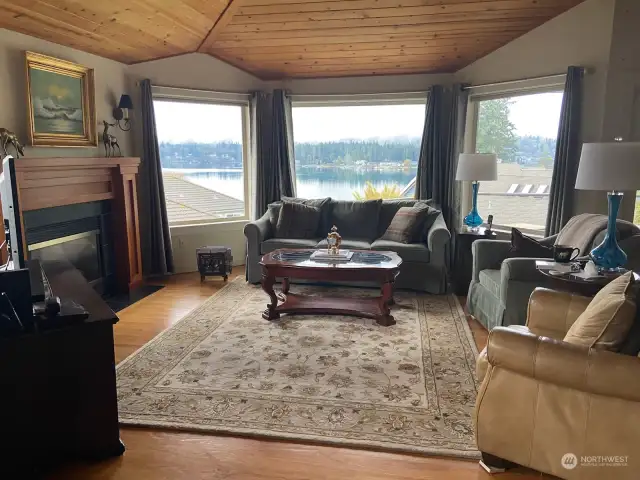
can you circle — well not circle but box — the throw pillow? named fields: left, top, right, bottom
left=564, top=272, right=637, bottom=351
left=506, top=228, right=553, bottom=259
left=381, top=205, right=437, bottom=244
left=281, top=196, right=331, bottom=235
left=275, top=201, right=321, bottom=239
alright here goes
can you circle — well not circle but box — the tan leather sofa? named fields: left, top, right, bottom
left=475, top=288, right=640, bottom=479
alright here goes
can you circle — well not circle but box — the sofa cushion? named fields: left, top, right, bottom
left=564, top=272, right=637, bottom=351
left=316, top=238, right=371, bottom=250
left=275, top=201, right=321, bottom=239
left=371, top=239, right=429, bottom=263
left=479, top=269, right=502, bottom=299
left=328, top=199, right=382, bottom=241
left=261, top=238, right=321, bottom=255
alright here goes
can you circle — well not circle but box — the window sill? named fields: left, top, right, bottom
left=170, top=219, right=249, bottom=230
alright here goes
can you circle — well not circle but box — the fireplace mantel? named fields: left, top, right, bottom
left=10, top=157, right=143, bottom=293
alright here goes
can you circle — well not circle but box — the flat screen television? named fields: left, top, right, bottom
left=0, top=155, right=26, bottom=269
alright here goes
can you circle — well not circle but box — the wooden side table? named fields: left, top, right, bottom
left=453, top=227, right=497, bottom=296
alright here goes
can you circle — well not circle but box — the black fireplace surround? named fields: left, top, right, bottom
left=23, top=201, right=116, bottom=295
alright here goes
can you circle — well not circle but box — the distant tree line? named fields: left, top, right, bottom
left=159, top=133, right=557, bottom=170
left=294, top=140, right=422, bottom=166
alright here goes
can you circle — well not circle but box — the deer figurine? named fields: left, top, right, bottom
left=0, top=128, right=25, bottom=158
left=101, top=120, right=120, bottom=157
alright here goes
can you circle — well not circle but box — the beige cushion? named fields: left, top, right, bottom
left=564, top=271, right=637, bottom=351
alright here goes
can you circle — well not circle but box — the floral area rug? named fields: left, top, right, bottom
left=116, top=280, right=480, bottom=458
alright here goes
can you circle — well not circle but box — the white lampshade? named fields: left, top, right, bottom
left=456, top=153, right=498, bottom=181
left=575, top=142, right=640, bottom=190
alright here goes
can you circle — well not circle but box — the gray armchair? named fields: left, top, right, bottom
left=468, top=237, right=556, bottom=330
left=467, top=214, right=640, bottom=331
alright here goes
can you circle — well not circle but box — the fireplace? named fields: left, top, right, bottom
left=24, top=201, right=116, bottom=295
left=0, top=157, right=142, bottom=294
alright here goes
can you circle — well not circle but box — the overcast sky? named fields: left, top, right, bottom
left=153, top=91, right=563, bottom=144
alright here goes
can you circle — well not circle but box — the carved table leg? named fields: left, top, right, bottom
left=376, top=280, right=396, bottom=326
left=277, top=277, right=291, bottom=302
left=261, top=273, right=280, bottom=321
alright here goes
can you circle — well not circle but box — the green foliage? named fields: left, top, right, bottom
left=294, top=139, right=421, bottom=166
left=353, top=182, right=402, bottom=200
left=476, top=98, right=517, bottom=162
left=634, top=196, right=640, bottom=225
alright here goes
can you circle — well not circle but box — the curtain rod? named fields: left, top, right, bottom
left=462, top=69, right=590, bottom=91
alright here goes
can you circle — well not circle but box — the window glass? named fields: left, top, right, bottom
left=154, top=100, right=247, bottom=225
left=292, top=104, right=425, bottom=200
left=474, top=92, right=564, bottom=235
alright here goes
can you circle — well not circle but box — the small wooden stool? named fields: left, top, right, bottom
left=197, top=247, right=232, bottom=282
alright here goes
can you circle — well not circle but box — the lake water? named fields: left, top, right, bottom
left=173, top=168, right=418, bottom=201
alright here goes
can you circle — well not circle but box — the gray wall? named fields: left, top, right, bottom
left=0, top=28, right=132, bottom=157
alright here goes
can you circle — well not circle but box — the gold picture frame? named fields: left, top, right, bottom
left=25, top=51, right=97, bottom=147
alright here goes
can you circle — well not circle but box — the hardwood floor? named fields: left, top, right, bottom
left=49, top=270, right=552, bottom=480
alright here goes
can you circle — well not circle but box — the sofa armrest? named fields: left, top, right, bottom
left=243, top=212, right=273, bottom=283
left=500, top=257, right=547, bottom=282
left=426, top=214, right=451, bottom=266
left=471, top=239, right=510, bottom=283
left=243, top=212, right=273, bottom=246
left=486, top=327, right=640, bottom=402
left=526, top=288, right=591, bottom=337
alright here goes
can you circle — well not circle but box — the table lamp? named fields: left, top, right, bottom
left=456, top=153, right=498, bottom=229
left=575, top=142, right=640, bottom=271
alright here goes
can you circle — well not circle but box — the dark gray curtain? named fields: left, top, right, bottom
left=252, top=89, right=295, bottom=219
left=415, top=85, right=468, bottom=229
left=545, top=66, right=584, bottom=236
left=139, top=79, right=174, bottom=276
left=272, top=90, right=295, bottom=199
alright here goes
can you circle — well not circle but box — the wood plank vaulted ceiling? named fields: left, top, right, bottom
left=0, top=0, right=585, bottom=79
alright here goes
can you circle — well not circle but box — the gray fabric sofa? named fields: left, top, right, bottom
left=467, top=215, right=640, bottom=331
left=244, top=198, right=451, bottom=293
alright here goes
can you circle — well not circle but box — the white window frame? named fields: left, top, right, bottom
left=461, top=76, right=566, bottom=235
left=152, top=86, right=251, bottom=227
left=290, top=93, right=428, bottom=200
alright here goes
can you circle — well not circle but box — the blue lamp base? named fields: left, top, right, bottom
left=463, top=181, right=483, bottom=229
left=590, top=192, right=627, bottom=272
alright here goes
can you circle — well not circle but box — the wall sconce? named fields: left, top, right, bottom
left=112, top=94, right=133, bottom=131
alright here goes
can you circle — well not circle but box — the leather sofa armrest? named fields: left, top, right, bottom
left=486, top=327, right=640, bottom=402
left=526, top=288, right=592, bottom=337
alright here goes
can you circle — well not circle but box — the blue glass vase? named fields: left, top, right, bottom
left=464, top=181, right=483, bottom=228
left=590, top=192, right=627, bottom=271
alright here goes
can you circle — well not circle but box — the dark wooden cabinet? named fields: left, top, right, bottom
left=0, top=265, right=123, bottom=474
left=452, top=227, right=497, bottom=296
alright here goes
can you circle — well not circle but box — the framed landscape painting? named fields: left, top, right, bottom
left=25, top=51, right=97, bottom=147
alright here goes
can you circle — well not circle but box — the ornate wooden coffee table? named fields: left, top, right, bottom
left=260, top=249, right=402, bottom=326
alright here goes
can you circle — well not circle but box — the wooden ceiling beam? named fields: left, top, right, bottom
left=197, top=0, right=243, bottom=52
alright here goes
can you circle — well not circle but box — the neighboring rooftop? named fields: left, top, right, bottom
left=163, top=173, right=245, bottom=224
